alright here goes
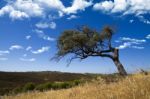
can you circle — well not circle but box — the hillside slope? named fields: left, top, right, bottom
left=0, top=71, right=91, bottom=95
left=3, top=73, right=150, bottom=99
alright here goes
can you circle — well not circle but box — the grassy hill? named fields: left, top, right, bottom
left=2, top=72, right=150, bottom=99
left=0, top=71, right=93, bottom=95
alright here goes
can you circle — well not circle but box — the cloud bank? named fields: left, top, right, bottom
left=0, top=0, right=92, bottom=20
left=9, top=45, right=24, bottom=50
left=116, top=37, right=146, bottom=49
left=93, top=0, right=150, bottom=24
left=31, top=46, right=50, bottom=54
left=20, top=58, right=36, bottom=62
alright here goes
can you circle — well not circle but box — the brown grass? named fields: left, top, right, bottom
left=2, top=73, right=150, bottom=99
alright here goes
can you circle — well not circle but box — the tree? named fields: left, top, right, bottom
left=54, top=26, right=127, bottom=76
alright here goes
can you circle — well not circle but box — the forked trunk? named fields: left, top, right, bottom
left=112, top=48, right=127, bottom=76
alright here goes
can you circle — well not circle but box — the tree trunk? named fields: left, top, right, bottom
left=112, top=48, right=127, bottom=76
left=113, top=58, right=127, bottom=76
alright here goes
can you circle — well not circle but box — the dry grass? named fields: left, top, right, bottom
left=2, top=73, right=150, bottom=99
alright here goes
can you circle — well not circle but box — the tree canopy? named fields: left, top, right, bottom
left=56, top=26, right=114, bottom=60
left=54, top=26, right=127, bottom=76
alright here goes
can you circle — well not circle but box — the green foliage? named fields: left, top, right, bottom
left=35, top=81, right=81, bottom=91
left=35, top=82, right=52, bottom=91
left=0, top=80, right=83, bottom=95
left=12, top=87, right=23, bottom=94
left=23, top=82, right=35, bottom=92
left=57, top=28, right=99, bottom=56
left=100, top=26, right=114, bottom=40
left=0, top=71, right=90, bottom=95
left=56, top=26, right=114, bottom=59
left=51, top=83, right=61, bottom=89
left=60, top=82, right=70, bottom=88
left=52, top=82, right=70, bottom=89
left=35, top=84, right=45, bottom=91
left=73, top=80, right=81, bottom=86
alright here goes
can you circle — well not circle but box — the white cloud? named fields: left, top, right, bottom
left=34, top=29, right=55, bottom=41
left=0, top=5, right=29, bottom=20
left=20, top=58, right=36, bottom=62
left=25, top=35, right=31, bottom=40
left=146, top=34, right=150, bottom=39
left=120, top=37, right=146, bottom=44
left=0, top=57, right=8, bottom=61
left=36, top=0, right=65, bottom=10
left=0, top=50, right=10, bottom=54
left=116, top=37, right=146, bottom=49
left=0, top=5, right=13, bottom=16
left=118, top=43, right=144, bottom=50
left=36, top=22, right=56, bottom=29
left=9, top=10, right=29, bottom=20
left=93, top=0, right=150, bottom=15
left=31, top=46, right=50, bottom=54
left=36, top=22, right=49, bottom=29
left=112, top=0, right=128, bottom=13
left=129, top=19, right=134, bottom=23
left=0, top=50, right=10, bottom=55
left=93, top=1, right=114, bottom=12
left=138, top=16, right=150, bottom=25
left=64, top=0, right=93, bottom=14
left=34, top=29, right=44, bottom=34
left=117, top=42, right=131, bottom=49
left=49, top=22, right=56, bottom=29
left=23, top=54, right=27, bottom=57
left=93, top=0, right=150, bottom=23
left=67, top=15, right=79, bottom=20
left=14, top=0, right=43, bottom=17
left=26, top=46, right=32, bottom=51
left=0, top=0, right=63, bottom=20
left=9, top=45, right=24, bottom=50
left=0, top=0, right=93, bottom=20
left=131, top=46, right=144, bottom=49
left=144, top=20, right=150, bottom=24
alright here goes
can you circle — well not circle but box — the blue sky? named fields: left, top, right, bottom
left=0, top=0, right=150, bottom=73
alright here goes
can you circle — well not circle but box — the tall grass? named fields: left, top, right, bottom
left=2, top=73, right=150, bottom=99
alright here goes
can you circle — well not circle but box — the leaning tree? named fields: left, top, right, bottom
left=54, top=26, right=127, bottom=76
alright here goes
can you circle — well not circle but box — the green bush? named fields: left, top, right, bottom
left=12, top=87, right=23, bottom=94
left=35, top=82, right=52, bottom=91
left=51, top=83, right=61, bottom=89
left=44, top=82, right=52, bottom=89
left=60, top=82, right=70, bottom=88
left=12, top=80, right=82, bottom=93
left=73, top=80, right=81, bottom=86
left=35, top=84, right=45, bottom=91
left=23, top=82, right=35, bottom=92
left=50, top=82, right=71, bottom=89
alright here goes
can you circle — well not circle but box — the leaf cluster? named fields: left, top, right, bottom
left=56, top=26, right=114, bottom=60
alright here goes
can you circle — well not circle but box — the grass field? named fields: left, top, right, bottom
left=2, top=72, right=150, bottom=99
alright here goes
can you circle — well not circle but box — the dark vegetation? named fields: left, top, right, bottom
left=12, top=80, right=82, bottom=94
left=0, top=71, right=126, bottom=96
left=0, top=71, right=92, bottom=95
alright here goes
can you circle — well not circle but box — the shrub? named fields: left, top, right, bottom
left=35, top=85, right=44, bottom=91
left=12, top=87, right=22, bottom=94
left=73, top=80, right=81, bottom=86
left=59, top=82, right=70, bottom=89
left=35, top=84, right=45, bottom=91
left=23, top=82, right=35, bottom=92
left=44, top=82, right=52, bottom=89
left=14, top=80, right=82, bottom=93
left=51, top=83, right=61, bottom=89
left=35, top=82, right=52, bottom=91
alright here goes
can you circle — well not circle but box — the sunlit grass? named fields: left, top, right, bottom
left=2, top=73, right=150, bottom=99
